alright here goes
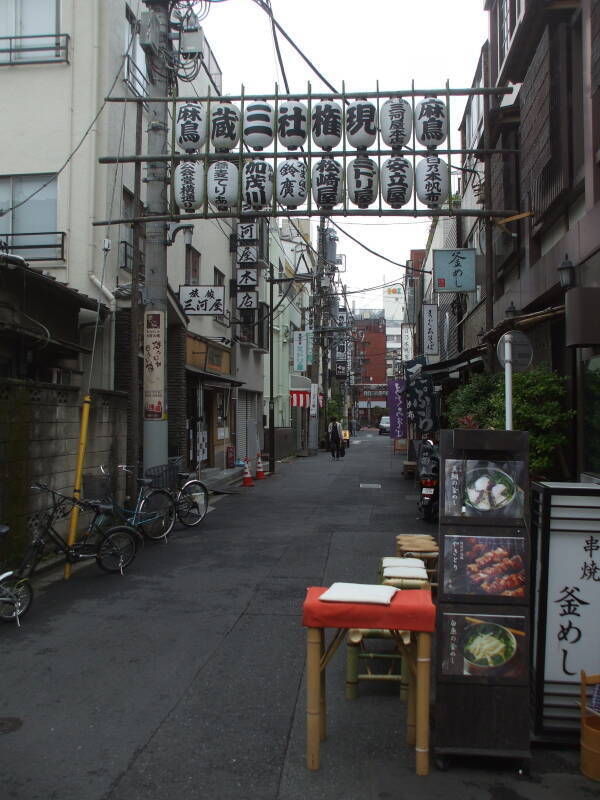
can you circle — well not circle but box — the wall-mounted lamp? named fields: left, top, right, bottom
left=477, top=327, right=486, bottom=341
left=505, top=301, right=519, bottom=318
left=558, top=253, right=576, bottom=289
left=166, top=224, right=194, bottom=247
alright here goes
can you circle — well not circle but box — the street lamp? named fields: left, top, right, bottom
left=558, top=253, right=576, bottom=289
left=505, top=301, right=519, bottom=318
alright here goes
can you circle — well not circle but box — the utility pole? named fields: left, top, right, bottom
left=308, top=218, right=325, bottom=454
left=268, top=256, right=275, bottom=474
left=142, top=0, right=171, bottom=471
left=129, top=100, right=143, bottom=494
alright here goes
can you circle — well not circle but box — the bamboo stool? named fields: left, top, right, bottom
left=303, top=586, right=435, bottom=776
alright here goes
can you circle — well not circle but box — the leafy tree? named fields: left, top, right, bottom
left=446, top=372, right=499, bottom=429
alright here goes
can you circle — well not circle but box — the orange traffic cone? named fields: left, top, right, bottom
left=242, top=457, right=254, bottom=487
left=255, top=452, right=267, bottom=480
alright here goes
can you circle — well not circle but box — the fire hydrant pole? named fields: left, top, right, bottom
left=64, top=394, right=92, bottom=580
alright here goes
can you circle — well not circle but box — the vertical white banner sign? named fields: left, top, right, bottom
left=143, top=310, right=166, bottom=420
left=423, top=304, right=439, bottom=356
left=293, top=331, right=307, bottom=371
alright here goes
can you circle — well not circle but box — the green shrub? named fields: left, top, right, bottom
left=445, top=366, right=572, bottom=476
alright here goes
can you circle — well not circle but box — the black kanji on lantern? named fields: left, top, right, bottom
left=312, top=103, right=342, bottom=139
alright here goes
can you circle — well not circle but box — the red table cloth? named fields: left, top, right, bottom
left=302, top=586, right=436, bottom=632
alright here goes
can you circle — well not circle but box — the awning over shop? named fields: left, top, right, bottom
left=185, top=364, right=244, bottom=388
left=289, top=390, right=324, bottom=407
left=421, top=344, right=486, bottom=379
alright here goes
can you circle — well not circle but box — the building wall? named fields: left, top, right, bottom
left=0, top=379, right=127, bottom=565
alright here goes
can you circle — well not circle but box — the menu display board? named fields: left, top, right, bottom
left=434, top=429, right=531, bottom=762
left=442, top=533, right=527, bottom=602
left=440, top=611, right=528, bottom=682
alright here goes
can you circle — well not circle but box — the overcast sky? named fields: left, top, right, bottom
left=202, top=0, right=489, bottom=308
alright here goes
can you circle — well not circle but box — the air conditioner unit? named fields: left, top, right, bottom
left=139, top=12, right=160, bottom=56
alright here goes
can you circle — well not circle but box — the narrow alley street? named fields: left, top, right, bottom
left=1, top=433, right=590, bottom=800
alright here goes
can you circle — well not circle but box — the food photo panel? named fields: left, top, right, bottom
left=440, top=611, right=528, bottom=682
left=441, top=534, right=527, bottom=602
left=442, top=459, right=526, bottom=523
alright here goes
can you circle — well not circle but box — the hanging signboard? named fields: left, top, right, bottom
left=237, top=267, right=258, bottom=288
left=406, top=373, right=437, bottom=433
left=387, top=378, right=407, bottom=439
left=306, top=326, right=313, bottom=366
left=433, top=248, right=476, bottom=293
left=237, top=220, right=258, bottom=242
left=335, top=361, right=348, bottom=379
left=293, top=331, right=308, bottom=371
left=143, top=310, right=166, bottom=420
left=237, top=290, right=258, bottom=310
left=423, top=304, right=439, bottom=355
left=180, top=285, right=225, bottom=315
left=309, top=383, right=319, bottom=418
left=237, top=244, right=258, bottom=265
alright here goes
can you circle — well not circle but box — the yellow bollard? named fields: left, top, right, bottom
left=64, top=395, right=92, bottom=580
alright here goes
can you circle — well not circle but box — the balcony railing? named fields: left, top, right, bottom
left=0, top=232, right=65, bottom=261
left=124, top=54, right=149, bottom=98
left=530, top=161, right=568, bottom=224
left=0, top=34, right=69, bottom=65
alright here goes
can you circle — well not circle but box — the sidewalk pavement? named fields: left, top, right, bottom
left=0, top=432, right=591, bottom=800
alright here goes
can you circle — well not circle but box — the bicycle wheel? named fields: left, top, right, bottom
left=177, top=480, right=209, bottom=527
left=96, top=526, right=137, bottom=573
left=138, top=489, right=176, bottom=541
left=0, top=577, right=33, bottom=622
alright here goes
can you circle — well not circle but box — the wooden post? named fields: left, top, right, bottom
left=415, top=632, right=432, bottom=776
left=319, top=630, right=327, bottom=741
left=64, top=394, right=92, bottom=579
left=306, top=627, right=323, bottom=769
left=346, top=640, right=360, bottom=700
left=406, top=642, right=416, bottom=746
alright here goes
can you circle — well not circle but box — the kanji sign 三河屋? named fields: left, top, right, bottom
left=180, top=286, right=225, bottom=315
left=423, top=303, right=439, bottom=355
left=433, top=248, right=476, bottom=293
left=237, top=267, right=258, bottom=288
left=237, top=221, right=258, bottom=242
left=237, top=290, right=258, bottom=310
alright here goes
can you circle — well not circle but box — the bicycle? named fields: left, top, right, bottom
left=146, top=459, right=209, bottom=528
left=91, top=465, right=177, bottom=542
left=23, top=483, right=139, bottom=576
left=0, top=525, right=34, bottom=624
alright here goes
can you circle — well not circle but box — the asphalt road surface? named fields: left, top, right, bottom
left=1, top=432, right=593, bottom=799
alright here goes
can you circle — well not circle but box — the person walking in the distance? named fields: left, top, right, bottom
left=328, top=416, right=343, bottom=461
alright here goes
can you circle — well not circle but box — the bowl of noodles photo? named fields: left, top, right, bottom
left=464, top=466, right=517, bottom=513
left=462, top=621, right=517, bottom=675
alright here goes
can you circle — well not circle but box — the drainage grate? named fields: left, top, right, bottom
left=360, top=483, right=381, bottom=489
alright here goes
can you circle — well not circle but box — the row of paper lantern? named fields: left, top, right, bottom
left=175, top=96, right=448, bottom=153
left=173, top=155, right=449, bottom=212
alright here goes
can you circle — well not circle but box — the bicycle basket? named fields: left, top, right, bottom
left=145, top=462, right=179, bottom=491
left=82, top=473, right=112, bottom=501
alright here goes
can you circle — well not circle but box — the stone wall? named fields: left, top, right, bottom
left=0, top=380, right=127, bottom=566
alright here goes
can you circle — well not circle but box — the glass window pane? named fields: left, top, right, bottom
left=0, top=1, right=15, bottom=64
left=583, top=356, right=600, bottom=476
left=17, top=0, right=56, bottom=60
left=0, top=178, right=12, bottom=239
left=13, top=174, right=57, bottom=258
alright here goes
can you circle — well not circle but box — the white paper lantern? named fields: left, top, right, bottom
left=381, top=156, right=413, bottom=208
left=277, top=100, right=308, bottom=150
left=380, top=98, right=412, bottom=149
left=415, top=97, right=448, bottom=148
left=175, top=102, right=207, bottom=152
left=311, top=100, right=342, bottom=150
left=242, top=159, right=273, bottom=209
left=207, top=161, right=238, bottom=210
left=312, top=157, right=343, bottom=209
left=276, top=158, right=307, bottom=209
left=347, top=156, right=379, bottom=208
left=243, top=100, right=274, bottom=150
left=210, top=101, right=241, bottom=151
left=174, top=161, right=205, bottom=212
left=346, top=99, right=377, bottom=149
left=415, top=156, right=449, bottom=208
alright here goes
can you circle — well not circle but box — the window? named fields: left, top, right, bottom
left=124, top=5, right=149, bottom=97
left=119, top=188, right=145, bottom=275
left=185, top=246, right=200, bottom=285
left=214, top=267, right=225, bottom=286
left=0, top=174, right=59, bottom=259
left=0, top=0, right=65, bottom=64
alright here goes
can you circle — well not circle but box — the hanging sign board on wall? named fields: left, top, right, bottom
left=433, top=249, right=476, bottom=293
left=143, top=310, right=166, bottom=420
left=293, top=331, right=308, bottom=371
left=180, top=286, right=225, bottom=315
left=423, top=304, right=439, bottom=355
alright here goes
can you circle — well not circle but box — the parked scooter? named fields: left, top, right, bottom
left=417, top=439, right=439, bottom=523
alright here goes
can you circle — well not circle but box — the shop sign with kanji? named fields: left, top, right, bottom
left=237, top=244, right=258, bottom=265
left=237, top=267, right=258, bottom=288
left=180, top=285, right=225, bottom=315
left=237, top=290, right=258, bottom=310
left=423, top=303, right=439, bottom=356
left=237, top=221, right=258, bottom=242
left=543, top=530, right=600, bottom=683
left=433, top=249, right=476, bottom=293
